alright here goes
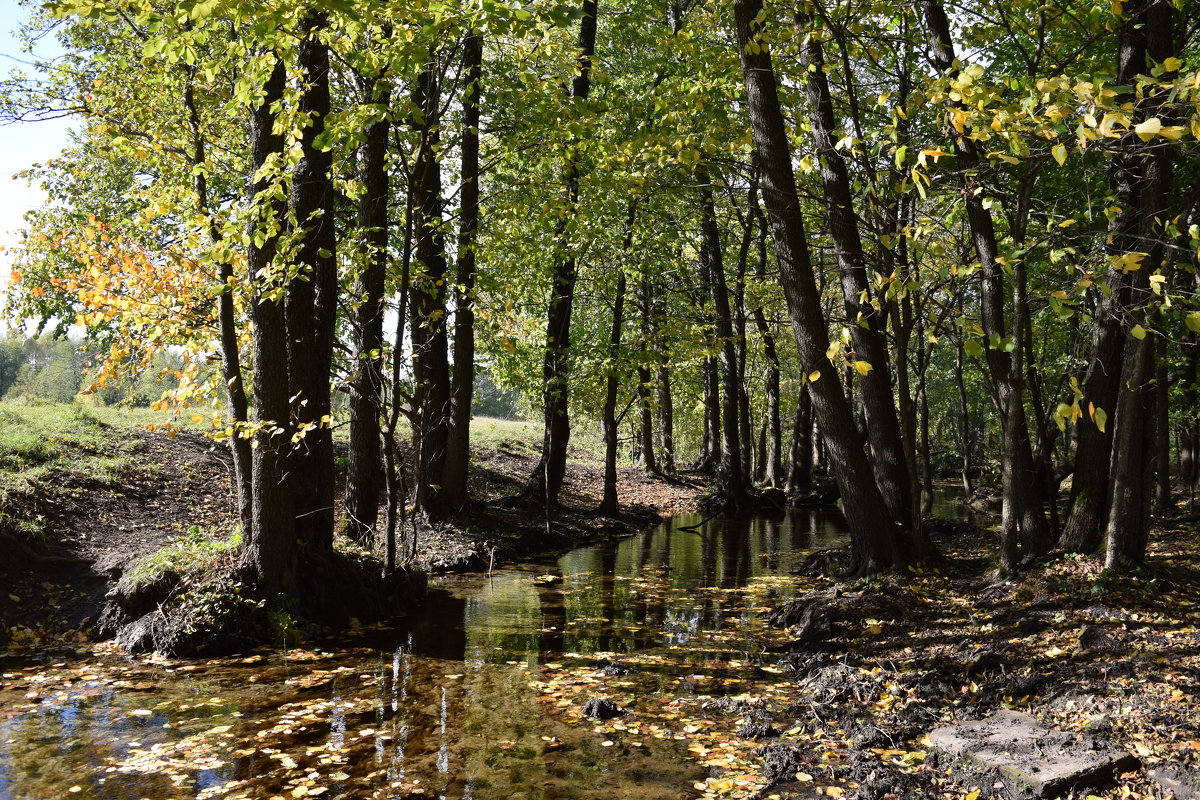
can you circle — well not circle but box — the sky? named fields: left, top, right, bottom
left=0, top=0, right=74, bottom=288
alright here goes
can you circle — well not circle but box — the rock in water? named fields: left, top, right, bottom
left=581, top=698, right=623, bottom=720
left=928, top=710, right=1138, bottom=799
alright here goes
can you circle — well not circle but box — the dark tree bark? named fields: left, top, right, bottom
left=657, top=358, right=675, bottom=473
left=343, top=72, right=391, bottom=544
left=636, top=274, right=660, bottom=475
left=244, top=56, right=297, bottom=602
left=787, top=388, right=813, bottom=492
left=524, top=0, right=598, bottom=507
left=955, top=324, right=974, bottom=498
left=733, top=0, right=901, bottom=574
left=1154, top=347, right=1171, bottom=510
left=440, top=31, right=482, bottom=514
left=1181, top=330, right=1199, bottom=487
left=384, top=192, right=415, bottom=575
left=798, top=24, right=914, bottom=545
left=733, top=209, right=753, bottom=481
left=599, top=203, right=636, bottom=515
left=922, top=0, right=1049, bottom=570
left=183, top=70, right=251, bottom=532
left=698, top=354, right=721, bottom=472
left=698, top=170, right=747, bottom=509
left=1105, top=0, right=1175, bottom=570
left=409, top=60, right=452, bottom=514
left=1061, top=0, right=1150, bottom=553
left=286, top=14, right=338, bottom=572
left=750, top=193, right=782, bottom=487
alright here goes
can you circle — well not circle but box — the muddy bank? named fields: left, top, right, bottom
left=1, top=427, right=706, bottom=652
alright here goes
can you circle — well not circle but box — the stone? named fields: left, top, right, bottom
left=1149, top=764, right=1200, bottom=800
left=928, top=710, right=1138, bottom=799
left=581, top=698, right=623, bottom=720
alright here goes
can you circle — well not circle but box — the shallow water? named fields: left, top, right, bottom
left=0, top=502, right=934, bottom=800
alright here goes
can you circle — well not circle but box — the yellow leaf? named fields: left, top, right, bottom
left=1052, top=143, right=1067, bottom=165
left=808, top=370, right=821, bottom=383
left=1094, top=407, right=1107, bottom=433
left=191, top=414, right=204, bottom=424
left=1163, top=56, right=1181, bottom=72
left=854, top=360, right=874, bottom=376
left=965, top=792, right=980, bottom=800
left=1130, top=324, right=1147, bottom=340
left=1134, top=117, right=1162, bottom=141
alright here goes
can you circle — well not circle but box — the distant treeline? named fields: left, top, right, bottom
left=0, top=335, right=189, bottom=407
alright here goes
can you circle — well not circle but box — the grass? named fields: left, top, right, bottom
left=0, top=400, right=215, bottom=541
left=123, top=524, right=242, bottom=588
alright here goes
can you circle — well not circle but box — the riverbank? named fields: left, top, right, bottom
left=0, top=402, right=706, bottom=652
left=527, top=517, right=1200, bottom=800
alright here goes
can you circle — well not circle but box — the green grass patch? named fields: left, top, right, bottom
left=123, top=524, right=243, bottom=589
left=0, top=400, right=214, bottom=541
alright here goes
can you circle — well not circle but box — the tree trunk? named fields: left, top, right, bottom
left=733, top=202, right=753, bottom=481
left=440, top=31, right=482, bottom=514
left=698, top=355, right=721, bottom=472
left=524, top=0, right=598, bottom=507
left=698, top=169, right=747, bottom=509
left=787, top=389, right=813, bottom=492
left=657, top=358, right=675, bottom=473
left=637, top=274, right=660, bottom=475
left=244, top=56, right=296, bottom=602
left=1180, top=331, right=1198, bottom=487
left=1061, top=0, right=1150, bottom=553
left=798, top=23, right=914, bottom=546
left=183, top=72, right=251, bottom=532
left=733, top=0, right=900, bottom=574
left=343, top=72, right=391, bottom=544
left=286, top=14, right=338, bottom=575
left=1105, top=0, right=1174, bottom=569
left=409, top=61, right=452, bottom=514
left=599, top=203, right=636, bottom=515
left=955, top=330, right=974, bottom=497
left=923, top=0, right=1049, bottom=568
left=750, top=196, right=782, bottom=487
left=1154, top=349, right=1171, bottom=510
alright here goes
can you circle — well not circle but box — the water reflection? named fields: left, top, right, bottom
left=0, top=507, right=862, bottom=800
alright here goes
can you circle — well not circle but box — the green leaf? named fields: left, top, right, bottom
left=1051, top=143, right=1067, bottom=166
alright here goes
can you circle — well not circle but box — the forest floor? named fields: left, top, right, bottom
left=0, top=402, right=704, bottom=649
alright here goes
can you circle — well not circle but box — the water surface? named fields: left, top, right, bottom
left=0, top=507, right=867, bottom=799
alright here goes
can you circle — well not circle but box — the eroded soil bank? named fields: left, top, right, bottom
left=0, top=423, right=704, bottom=650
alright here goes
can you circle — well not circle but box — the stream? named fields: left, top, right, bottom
left=0, top=498, right=965, bottom=800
